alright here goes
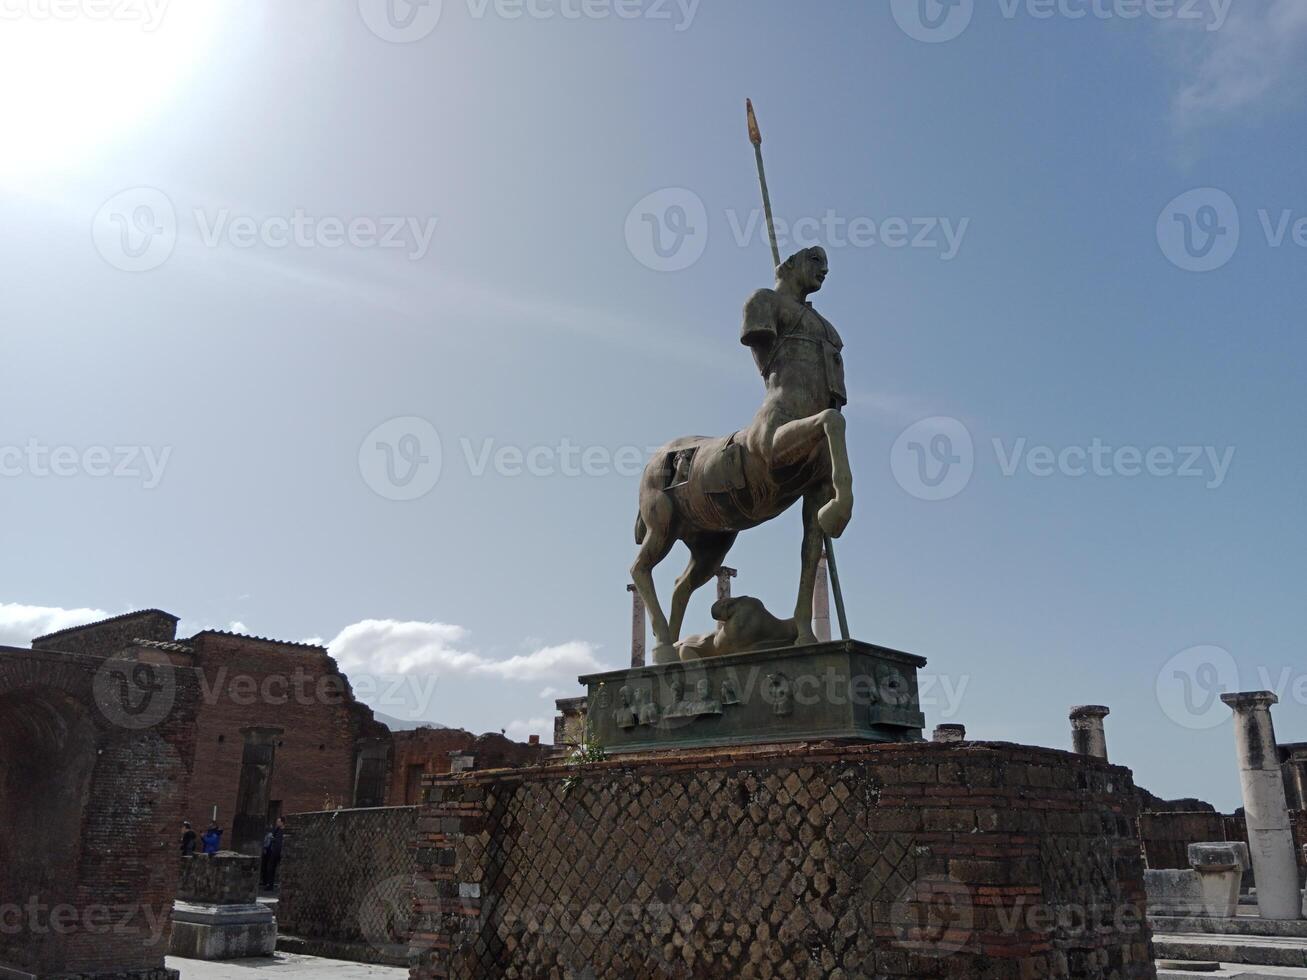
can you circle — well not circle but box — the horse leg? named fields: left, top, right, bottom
left=793, top=491, right=825, bottom=645
left=631, top=491, right=678, bottom=665
left=772, top=409, right=853, bottom=538
left=668, top=532, right=737, bottom=644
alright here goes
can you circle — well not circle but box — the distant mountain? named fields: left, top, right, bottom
left=372, top=710, right=448, bottom=732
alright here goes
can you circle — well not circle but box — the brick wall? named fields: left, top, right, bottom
left=1138, top=811, right=1228, bottom=870
left=31, top=609, right=179, bottom=655
left=182, top=632, right=386, bottom=827
left=278, top=806, right=420, bottom=966
left=0, top=645, right=199, bottom=979
left=387, top=729, right=546, bottom=806
left=411, top=741, right=1156, bottom=980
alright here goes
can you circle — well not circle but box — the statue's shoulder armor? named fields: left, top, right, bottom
left=741, top=288, right=782, bottom=347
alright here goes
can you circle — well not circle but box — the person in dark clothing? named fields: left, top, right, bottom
left=181, top=821, right=197, bottom=856
left=261, top=817, right=285, bottom=890
left=201, top=823, right=223, bottom=855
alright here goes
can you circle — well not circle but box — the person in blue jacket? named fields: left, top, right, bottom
left=201, top=822, right=223, bottom=855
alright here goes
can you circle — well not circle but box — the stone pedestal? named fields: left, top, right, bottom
left=1222, top=691, right=1303, bottom=920
left=1189, top=842, right=1251, bottom=918
left=579, top=639, right=926, bottom=753
left=169, top=853, right=276, bottom=961
left=412, top=741, right=1155, bottom=979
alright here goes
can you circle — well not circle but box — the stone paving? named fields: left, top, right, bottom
left=167, top=953, right=406, bottom=980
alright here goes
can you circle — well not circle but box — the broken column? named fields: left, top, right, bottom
left=626, top=583, right=646, bottom=668
left=1221, top=691, right=1303, bottom=920
left=813, top=549, right=832, bottom=643
left=716, top=566, right=737, bottom=603
left=1069, top=705, right=1110, bottom=762
left=933, top=724, right=966, bottom=743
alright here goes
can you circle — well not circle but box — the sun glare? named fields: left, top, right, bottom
left=0, top=2, right=221, bottom=180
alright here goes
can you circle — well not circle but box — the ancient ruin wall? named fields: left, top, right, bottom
left=411, top=741, right=1157, bottom=980
left=278, top=805, right=420, bottom=966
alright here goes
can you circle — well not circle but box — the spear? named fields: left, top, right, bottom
left=746, top=99, right=851, bottom=642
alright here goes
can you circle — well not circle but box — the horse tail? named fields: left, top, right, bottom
left=634, top=512, right=647, bottom=545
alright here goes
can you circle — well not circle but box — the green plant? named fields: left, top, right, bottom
left=561, top=720, right=606, bottom=793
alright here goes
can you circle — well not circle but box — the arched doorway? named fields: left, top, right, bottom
left=0, top=687, right=99, bottom=975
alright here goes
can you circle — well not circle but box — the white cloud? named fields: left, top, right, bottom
left=539, top=686, right=561, bottom=699
left=505, top=717, right=552, bottom=742
left=1168, top=0, right=1307, bottom=130
left=0, top=601, right=110, bottom=648
left=323, top=618, right=605, bottom=681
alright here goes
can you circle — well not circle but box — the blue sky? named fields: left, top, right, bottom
left=1, top=0, right=1305, bottom=811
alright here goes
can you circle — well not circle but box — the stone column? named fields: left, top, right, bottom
left=1221, top=691, right=1303, bottom=920
left=933, top=724, right=966, bottom=743
left=626, top=583, right=646, bottom=668
left=1070, top=705, right=1110, bottom=762
left=716, top=566, right=737, bottom=603
left=231, top=726, right=283, bottom=857
left=813, top=549, right=832, bottom=643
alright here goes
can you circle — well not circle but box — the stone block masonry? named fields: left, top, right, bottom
left=409, top=740, right=1158, bottom=979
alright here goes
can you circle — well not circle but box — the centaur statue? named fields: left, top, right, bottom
left=632, top=244, right=854, bottom=664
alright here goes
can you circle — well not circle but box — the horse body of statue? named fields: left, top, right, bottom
left=632, top=246, right=854, bottom=664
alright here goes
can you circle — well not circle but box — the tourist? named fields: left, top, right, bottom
left=261, top=817, right=285, bottom=890
left=201, top=822, right=223, bottom=855
left=180, top=821, right=197, bottom=856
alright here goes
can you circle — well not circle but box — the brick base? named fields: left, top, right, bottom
left=410, top=741, right=1156, bottom=979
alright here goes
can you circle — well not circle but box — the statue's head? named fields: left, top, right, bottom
left=776, top=245, right=828, bottom=294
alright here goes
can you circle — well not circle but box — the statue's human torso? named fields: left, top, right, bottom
left=741, top=289, right=847, bottom=420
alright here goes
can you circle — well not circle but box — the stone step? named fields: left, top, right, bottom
left=1152, top=917, right=1307, bottom=939
left=1155, top=934, right=1307, bottom=970
left=1158, top=966, right=1307, bottom=979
